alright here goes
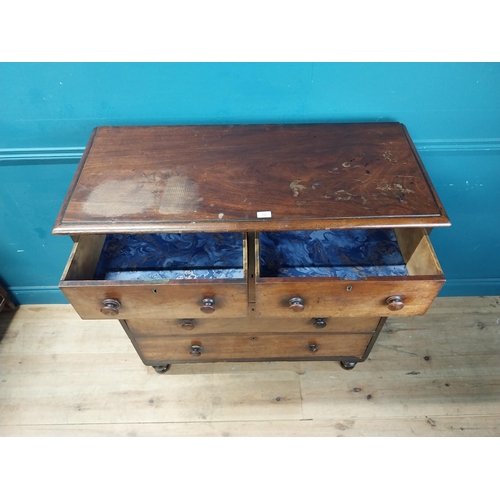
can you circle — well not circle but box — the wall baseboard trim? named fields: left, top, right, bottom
left=6, top=280, right=499, bottom=305
left=439, top=279, right=500, bottom=297
left=9, top=286, right=69, bottom=305
left=1, top=138, right=500, bottom=165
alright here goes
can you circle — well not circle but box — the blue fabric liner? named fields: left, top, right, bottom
left=94, top=230, right=408, bottom=282
left=259, top=229, right=408, bottom=279
left=94, top=233, right=244, bottom=280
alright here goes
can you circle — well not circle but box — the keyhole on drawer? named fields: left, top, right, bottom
left=152, top=289, right=158, bottom=294
left=346, top=286, right=353, bottom=292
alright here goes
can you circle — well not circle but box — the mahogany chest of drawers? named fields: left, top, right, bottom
left=53, top=123, right=450, bottom=372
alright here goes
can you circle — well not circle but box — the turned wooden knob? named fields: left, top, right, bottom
left=386, top=295, right=404, bottom=311
left=313, top=318, right=326, bottom=329
left=190, top=344, right=203, bottom=357
left=309, top=343, right=318, bottom=353
left=289, top=297, right=304, bottom=312
left=200, top=298, right=215, bottom=314
left=100, top=298, right=121, bottom=316
left=181, top=321, right=195, bottom=330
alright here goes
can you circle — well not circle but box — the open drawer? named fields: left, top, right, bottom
left=254, top=227, right=445, bottom=318
left=60, top=232, right=248, bottom=319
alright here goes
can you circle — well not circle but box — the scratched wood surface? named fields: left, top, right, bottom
left=53, top=124, right=450, bottom=235
left=1, top=297, right=499, bottom=436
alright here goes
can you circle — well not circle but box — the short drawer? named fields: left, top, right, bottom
left=134, top=332, right=374, bottom=364
left=255, top=228, right=445, bottom=318
left=125, top=316, right=381, bottom=336
left=60, top=233, right=248, bottom=319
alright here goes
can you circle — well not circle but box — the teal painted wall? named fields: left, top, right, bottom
left=1, top=63, right=499, bottom=303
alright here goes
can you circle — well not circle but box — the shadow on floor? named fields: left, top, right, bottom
left=0, top=289, right=19, bottom=341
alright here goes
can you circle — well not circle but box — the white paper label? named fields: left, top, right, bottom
left=257, top=211, right=272, bottom=218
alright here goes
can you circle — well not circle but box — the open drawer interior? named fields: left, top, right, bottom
left=63, top=232, right=247, bottom=282
left=257, top=228, right=442, bottom=280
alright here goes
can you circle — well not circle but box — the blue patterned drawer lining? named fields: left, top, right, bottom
left=94, top=233, right=244, bottom=280
left=259, top=229, right=408, bottom=279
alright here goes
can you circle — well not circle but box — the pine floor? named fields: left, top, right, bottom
left=1, top=297, right=499, bottom=437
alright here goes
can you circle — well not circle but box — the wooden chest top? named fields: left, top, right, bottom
left=53, top=123, right=450, bottom=234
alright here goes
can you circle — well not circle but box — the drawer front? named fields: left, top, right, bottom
left=134, top=333, right=374, bottom=363
left=255, top=279, right=444, bottom=318
left=255, top=227, right=445, bottom=318
left=125, top=316, right=381, bottom=336
left=61, top=283, right=248, bottom=320
left=60, top=233, right=248, bottom=319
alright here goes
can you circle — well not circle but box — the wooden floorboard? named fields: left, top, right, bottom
left=1, top=415, right=499, bottom=437
left=1, top=297, right=499, bottom=436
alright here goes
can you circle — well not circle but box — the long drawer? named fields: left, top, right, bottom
left=255, top=227, right=445, bottom=318
left=59, top=233, right=248, bottom=319
left=125, top=316, right=381, bottom=336
left=133, top=332, right=375, bottom=364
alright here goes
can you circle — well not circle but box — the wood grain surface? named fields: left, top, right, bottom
left=254, top=279, right=444, bottom=317
left=133, top=332, right=374, bottom=364
left=60, top=282, right=249, bottom=320
left=53, top=124, right=450, bottom=235
left=124, top=316, right=381, bottom=336
left=1, top=297, right=499, bottom=436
